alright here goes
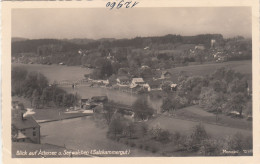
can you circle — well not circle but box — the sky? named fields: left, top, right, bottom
left=12, top=7, right=252, bottom=39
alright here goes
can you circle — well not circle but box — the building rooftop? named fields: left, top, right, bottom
left=132, top=78, right=144, bottom=83
left=12, top=116, right=40, bottom=130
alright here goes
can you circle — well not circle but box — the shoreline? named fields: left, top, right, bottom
left=37, top=114, right=92, bottom=124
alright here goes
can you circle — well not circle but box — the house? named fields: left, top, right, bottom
left=161, top=71, right=172, bottom=79
left=170, top=83, right=178, bottom=91
left=141, top=65, right=150, bottom=69
left=80, top=98, right=91, bottom=109
left=131, top=78, right=146, bottom=86
left=195, top=44, right=205, bottom=50
left=142, top=83, right=151, bottom=91
left=116, top=76, right=130, bottom=85
left=12, top=102, right=40, bottom=144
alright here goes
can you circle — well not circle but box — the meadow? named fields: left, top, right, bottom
left=167, top=60, right=252, bottom=83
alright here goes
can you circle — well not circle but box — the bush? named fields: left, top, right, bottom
left=157, top=130, right=171, bottom=144
left=227, top=133, right=252, bottom=152
left=151, top=127, right=172, bottom=144
left=173, top=131, right=187, bottom=147
left=190, top=123, right=208, bottom=145
left=186, top=123, right=209, bottom=152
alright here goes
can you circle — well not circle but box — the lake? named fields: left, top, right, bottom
left=12, top=63, right=92, bottom=83
left=62, top=86, right=163, bottom=113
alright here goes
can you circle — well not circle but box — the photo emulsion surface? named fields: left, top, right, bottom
left=11, top=7, right=253, bottom=157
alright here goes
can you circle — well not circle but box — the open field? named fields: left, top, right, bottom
left=12, top=63, right=92, bottom=83
left=167, top=60, right=252, bottom=82
left=174, top=105, right=252, bottom=130
left=148, top=115, right=252, bottom=138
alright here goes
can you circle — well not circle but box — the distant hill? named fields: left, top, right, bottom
left=98, top=38, right=116, bottom=42
left=65, top=38, right=96, bottom=45
left=11, top=39, right=80, bottom=54
left=12, top=37, right=28, bottom=42
left=11, top=34, right=225, bottom=55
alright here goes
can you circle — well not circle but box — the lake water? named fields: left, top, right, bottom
left=62, top=86, right=163, bottom=113
left=12, top=63, right=92, bottom=83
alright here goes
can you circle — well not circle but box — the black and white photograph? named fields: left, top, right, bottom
left=2, top=1, right=257, bottom=160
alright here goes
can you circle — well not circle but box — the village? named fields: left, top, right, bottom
left=11, top=32, right=252, bottom=157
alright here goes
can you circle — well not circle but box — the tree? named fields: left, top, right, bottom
left=125, top=122, right=136, bottom=138
left=188, top=123, right=208, bottom=151
left=36, top=72, right=48, bottom=93
left=161, top=97, right=180, bottom=114
left=103, top=103, right=115, bottom=125
left=226, top=93, right=247, bottom=116
left=108, top=114, right=125, bottom=138
left=228, top=78, right=248, bottom=94
left=92, top=58, right=113, bottom=79
left=11, top=67, right=28, bottom=96
left=40, top=88, right=48, bottom=107
left=156, top=130, right=171, bottom=144
left=132, top=98, right=154, bottom=120
left=227, top=132, right=245, bottom=152
left=161, top=82, right=172, bottom=93
left=139, top=122, right=148, bottom=138
left=55, top=93, right=64, bottom=106
left=32, top=89, right=40, bottom=108
left=199, top=87, right=226, bottom=121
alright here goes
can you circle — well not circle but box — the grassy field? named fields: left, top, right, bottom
left=148, top=114, right=252, bottom=139
left=174, top=105, right=252, bottom=130
left=12, top=63, right=92, bottom=83
left=167, top=60, right=252, bottom=82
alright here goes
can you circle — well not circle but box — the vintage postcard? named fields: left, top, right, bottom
left=1, top=0, right=260, bottom=163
